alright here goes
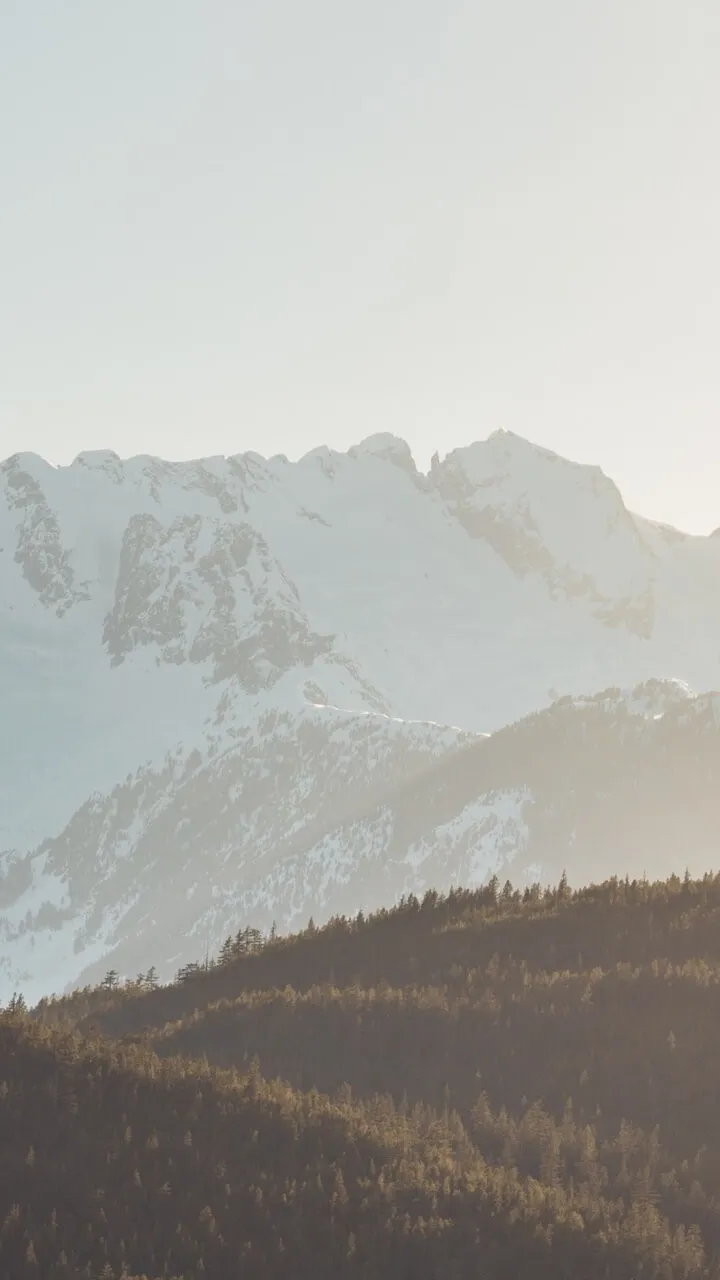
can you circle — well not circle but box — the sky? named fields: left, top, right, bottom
left=2, top=1, right=719, bottom=534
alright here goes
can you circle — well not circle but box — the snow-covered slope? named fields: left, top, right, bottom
left=1, top=431, right=719, bottom=1000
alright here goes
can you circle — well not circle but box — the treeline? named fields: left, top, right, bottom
left=47, top=869, right=720, bottom=1036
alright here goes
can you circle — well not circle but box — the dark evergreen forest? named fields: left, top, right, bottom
left=4, top=871, right=720, bottom=1277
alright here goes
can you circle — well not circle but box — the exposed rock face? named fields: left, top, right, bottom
left=2, top=455, right=88, bottom=615
left=1, top=433, right=719, bottom=1001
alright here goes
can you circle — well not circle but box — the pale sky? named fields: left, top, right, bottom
left=2, top=1, right=719, bottom=533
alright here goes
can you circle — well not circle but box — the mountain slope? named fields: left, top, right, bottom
left=2, top=431, right=719, bottom=999
left=3, top=679, right=719, bottom=1001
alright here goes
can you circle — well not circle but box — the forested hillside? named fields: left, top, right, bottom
left=4, top=871, right=720, bottom=1277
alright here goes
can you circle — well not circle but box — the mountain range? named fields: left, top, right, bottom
left=2, top=428, right=719, bottom=1002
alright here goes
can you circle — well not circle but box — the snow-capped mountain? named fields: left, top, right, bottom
left=1, top=430, right=719, bottom=1000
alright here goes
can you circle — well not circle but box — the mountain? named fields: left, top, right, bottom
left=1, top=430, right=719, bottom=1000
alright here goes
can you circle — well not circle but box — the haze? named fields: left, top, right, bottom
left=2, top=0, right=719, bottom=533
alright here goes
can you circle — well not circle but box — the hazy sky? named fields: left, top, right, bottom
left=2, top=1, right=719, bottom=532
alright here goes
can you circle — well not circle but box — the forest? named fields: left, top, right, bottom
left=4, top=870, right=720, bottom=1277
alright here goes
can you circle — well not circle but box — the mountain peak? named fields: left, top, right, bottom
left=443, top=429, right=613, bottom=487
left=428, top=430, right=650, bottom=621
left=348, top=433, right=417, bottom=473
left=71, top=450, right=122, bottom=468
left=484, top=427, right=562, bottom=460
